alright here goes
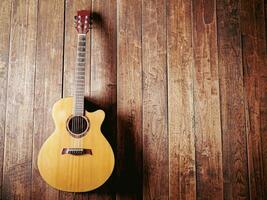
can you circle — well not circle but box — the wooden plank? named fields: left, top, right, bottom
left=192, top=0, right=223, bottom=199
left=0, top=0, right=11, bottom=197
left=240, top=0, right=267, bottom=198
left=117, top=0, right=142, bottom=199
left=217, top=0, right=250, bottom=199
left=2, top=0, right=37, bottom=199
left=60, top=0, right=91, bottom=199
left=31, top=0, right=64, bottom=199
left=142, top=0, right=168, bottom=199
left=88, top=0, right=117, bottom=199
left=167, top=0, right=196, bottom=199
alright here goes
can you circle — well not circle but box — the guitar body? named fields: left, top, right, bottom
left=37, top=97, right=115, bottom=192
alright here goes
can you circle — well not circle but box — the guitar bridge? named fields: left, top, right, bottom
left=62, top=148, right=92, bottom=155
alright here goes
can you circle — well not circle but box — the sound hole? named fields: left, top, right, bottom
left=67, top=116, right=89, bottom=136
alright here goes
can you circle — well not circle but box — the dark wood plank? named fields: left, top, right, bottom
left=2, top=0, right=37, bottom=199
left=167, top=0, right=196, bottom=199
left=241, top=0, right=267, bottom=198
left=61, top=0, right=91, bottom=199
left=142, top=0, right=168, bottom=199
left=217, top=0, right=250, bottom=199
left=117, top=0, right=142, bottom=199
left=31, top=0, right=64, bottom=199
left=192, top=0, right=223, bottom=199
left=87, top=0, right=117, bottom=199
left=0, top=0, right=11, bottom=198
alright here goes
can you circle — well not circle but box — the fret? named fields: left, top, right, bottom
left=78, top=47, right=86, bottom=51
left=78, top=42, right=86, bottom=46
left=76, top=71, right=85, bottom=74
left=77, top=58, right=85, bottom=62
left=78, top=53, right=86, bottom=57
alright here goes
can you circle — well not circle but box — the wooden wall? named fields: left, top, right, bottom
left=0, top=0, right=266, bottom=199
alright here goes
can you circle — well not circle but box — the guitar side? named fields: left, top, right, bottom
left=37, top=97, right=115, bottom=192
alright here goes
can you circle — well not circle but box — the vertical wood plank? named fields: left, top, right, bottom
left=167, top=0, right=196, bottom=199
left=61, top=0, right=91, bottom=199
left=217, top=0, right=250, bottom=199
left=32, top=0, right=64, bottom=199
left=142, top=0, right=168, bottom=199
left=117, top=0, right=142, bottom=199
left=0, top=0, right=11, bottom=197
left=2, top=0, right=37, bottom=199
left=192, top=0, right=223, bottom=199
left=241, top=0, right=267, bottom=198
left=89, top=0, right=117, bottom=199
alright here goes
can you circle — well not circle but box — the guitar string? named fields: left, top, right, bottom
left=71, top=34, right=86, bottom=149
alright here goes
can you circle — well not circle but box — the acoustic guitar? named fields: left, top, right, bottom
left=37, top=10, right=115, bottom=192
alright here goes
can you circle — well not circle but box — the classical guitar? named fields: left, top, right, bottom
left=38, top=10, right=115, bottom=192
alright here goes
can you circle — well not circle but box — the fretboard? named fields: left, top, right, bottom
left=73, top=34, right=86, bottom=116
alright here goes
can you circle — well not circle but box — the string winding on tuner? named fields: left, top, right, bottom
left=74, top=10, right=93, bottom=33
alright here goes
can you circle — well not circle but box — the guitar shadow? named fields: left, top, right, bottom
left=73, top=11, right=142, bottom=198
left=83, top=98, right=142, bottom=198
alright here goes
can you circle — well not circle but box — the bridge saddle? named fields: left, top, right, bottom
left=62, top=148, right=92, bottom=155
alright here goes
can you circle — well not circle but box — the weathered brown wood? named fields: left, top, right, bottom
left=1, top=0, right=267, bottom=199
left=61, top=0, right=91, bottom=199
left=142, top=0, right=168, bottom=199
left=2, top=0, right=37, bottom=199
left=0, top=0, right=11, bottom=198
left=87, top=0, right=117, bottom=199
left=167, top=0, right=196, bottom=199
left=192, top=0, right=223, bottom=199
left=117, top=0, right=142, bottom=199
left=217, top=0, right=250, bottom=199
left=241, top=0, right=267, bottom=198
left=31, top=0, right=64, bottom=199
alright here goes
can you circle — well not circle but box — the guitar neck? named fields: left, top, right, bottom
left=73, top=34, right=86, bottom=116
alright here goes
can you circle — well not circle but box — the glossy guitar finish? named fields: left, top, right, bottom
left=37, top=97, right=115, bottom=192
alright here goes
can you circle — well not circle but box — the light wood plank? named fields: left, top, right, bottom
left=192, top=0, right=223, bottom=199
left=167, top=0, right=196, bottom=199
left=0, top=0, right=12, bottom=197
left=117, top=0, right=142, bottom=199
left=2, top=0, right=37, bottom=199
left=142, top=0, right=169, bottom=199
left=32, top=0, right=64, bottom=199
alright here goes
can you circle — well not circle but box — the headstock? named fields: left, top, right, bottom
left=75, top=10, right=92, bottom=34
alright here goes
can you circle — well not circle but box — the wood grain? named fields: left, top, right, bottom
left=241, top=0, right=267, bottom=198
left=62, top=0, right=91, bottom=199
left=142, top=0, right=169, bottom=199
left=32, top=0, right=64, bottom=199
left=192, top=0, right=223, bottom=199
left=167, top=0, right=196, bottom=199
left=217, top=0, right=250, bottom=199
left=0, top=0, right=11, bottom=197
left=0, top=0, right=266, bottom=199
left=2, top=0, right=37, bottom=199
left=117, top=0, right=142, bottom=199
